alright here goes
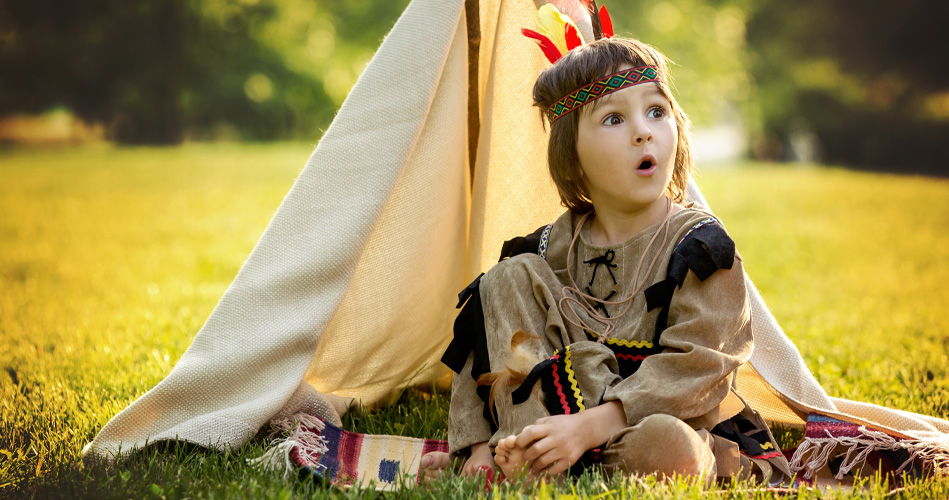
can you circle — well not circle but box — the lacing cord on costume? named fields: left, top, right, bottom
left=558, top=198, right=674, bottom=342
left=583, top=249, right=617, bottom=285
left=584, top=286, right=615, bottom=318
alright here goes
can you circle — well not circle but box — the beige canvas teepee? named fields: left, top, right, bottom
left=83, top=0, right=948, bottom=480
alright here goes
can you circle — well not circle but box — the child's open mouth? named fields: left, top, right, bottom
left=635, top=157, right=657, bottom=176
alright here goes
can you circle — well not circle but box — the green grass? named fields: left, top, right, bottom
left=1, top=144, right=948, bottom=498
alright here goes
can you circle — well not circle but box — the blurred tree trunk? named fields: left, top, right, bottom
left=112, top=0, right=184, bottom=144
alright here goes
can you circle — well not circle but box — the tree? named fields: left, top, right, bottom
left=0, top=0, right=336, bottom=144
left=746, top=0, right=949, bottom=173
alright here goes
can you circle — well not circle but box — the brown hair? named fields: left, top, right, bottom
left=532, top=37, right=693, bottom=214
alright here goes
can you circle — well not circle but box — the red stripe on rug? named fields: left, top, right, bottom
left=422, top=438, right=448, bottom=455
left=338, top=430, right=363, bottom=486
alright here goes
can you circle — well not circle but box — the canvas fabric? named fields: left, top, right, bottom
left=83, top=0, right=472, bottom=459
left=84, top=0, right=948, bottom=480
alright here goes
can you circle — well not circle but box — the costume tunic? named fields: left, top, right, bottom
left=443, top=206, right=792, bottom=482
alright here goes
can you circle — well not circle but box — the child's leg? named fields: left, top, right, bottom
left=480, top=256, right=567, bottom=443
left=599, top=414, right=717, bottom=483
left=470, top=255, right=573, bottom=480
left=448, top=354, right=492, bottom=453
left=479, top=255, right=628, bottom=481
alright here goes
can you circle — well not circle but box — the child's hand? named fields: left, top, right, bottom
left=514, top=415, right=590, bottom=476
left=460, top=441, right=495, bottom=477
left=516, top=401, right=627, bottom=476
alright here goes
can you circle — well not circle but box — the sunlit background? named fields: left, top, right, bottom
left=1, top=0, right=947, bottom=174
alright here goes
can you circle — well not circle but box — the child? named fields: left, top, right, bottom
left=430, top=30, right=792, bottom=485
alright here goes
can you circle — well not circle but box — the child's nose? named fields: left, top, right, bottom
left=631, top=121, right=653, bottom=145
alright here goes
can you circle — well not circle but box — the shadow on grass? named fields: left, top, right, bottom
left=15, top=440, right=335, bottom=500
left=10, top=387, right=949, bottom=500
left=10, top=388, right=451, bottom=500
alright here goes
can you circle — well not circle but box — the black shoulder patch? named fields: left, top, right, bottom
left=642, top=220, right=735, bottom=343
left=497, top=223, right=549, bottom=262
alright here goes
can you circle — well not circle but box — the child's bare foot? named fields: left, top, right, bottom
left=494, top=434, right=530, bottom=479
left=419, top=451, right=451, bottom=484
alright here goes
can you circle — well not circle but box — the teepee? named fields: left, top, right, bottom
left=83, top=0, right=948, bottom=482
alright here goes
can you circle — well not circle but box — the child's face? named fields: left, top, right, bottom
left=575, top=74, right=678, bottom=215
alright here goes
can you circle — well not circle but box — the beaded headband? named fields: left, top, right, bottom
left=545, top=65, right=662, bottom=122
left=520, top=3, right=663, bottom=122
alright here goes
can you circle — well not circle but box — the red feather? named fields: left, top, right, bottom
left=521, top=28, right=564, bottom=64
left=564, top=23, right=582, bottom=51
left=599, top=5, right=614, bottom=38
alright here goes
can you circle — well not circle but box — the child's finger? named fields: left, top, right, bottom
left=530, top=449, right=563, bottom=476
left=522, top=436, right=555, bottom=462
left=514, top=425, right=547, bottom=449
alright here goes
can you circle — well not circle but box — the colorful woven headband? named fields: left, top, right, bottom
left=546, top=65, right=662, bottom=122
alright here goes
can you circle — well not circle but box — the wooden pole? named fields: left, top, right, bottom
left=465, top=0, right=481, bottom=187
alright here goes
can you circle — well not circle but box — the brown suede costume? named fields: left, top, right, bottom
left=445, top=207, right=793, bottom=483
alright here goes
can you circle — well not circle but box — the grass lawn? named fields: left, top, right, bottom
left=1, top=143, right=948, bottom=499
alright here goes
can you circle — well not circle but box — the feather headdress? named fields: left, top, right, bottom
left=521, top=0, right=614, bottom=64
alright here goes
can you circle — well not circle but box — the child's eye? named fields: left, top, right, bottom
left=647, top=106, right=666, bottom=119
left=602, top=114, right=624, bottom=126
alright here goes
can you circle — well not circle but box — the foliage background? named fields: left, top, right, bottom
left=1, top=0, right=947, bottom=172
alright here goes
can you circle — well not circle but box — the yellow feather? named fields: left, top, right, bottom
left=536, top=4, right=577, bottom=56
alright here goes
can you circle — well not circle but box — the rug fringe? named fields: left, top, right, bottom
left=789, top=425, right=949, bottom=480
left=247, top=413, right=329, bottom=478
